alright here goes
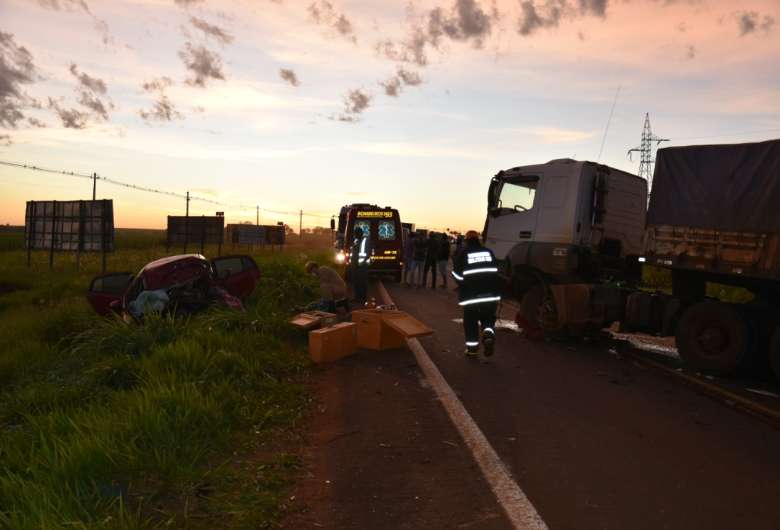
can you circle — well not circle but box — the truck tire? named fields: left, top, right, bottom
left=518, top=285, right=545, bottom=338
left=769, top=328, right=780, bottom=381
left=675, top=301, right=750, bottom=376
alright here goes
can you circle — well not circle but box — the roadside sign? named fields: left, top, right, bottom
left=24, top=199, right=114, bottom=270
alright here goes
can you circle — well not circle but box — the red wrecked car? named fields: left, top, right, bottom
left=87, top=254, right=260, bottom=317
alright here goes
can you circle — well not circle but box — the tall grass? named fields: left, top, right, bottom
left=0, top=241, right=321, bottom=528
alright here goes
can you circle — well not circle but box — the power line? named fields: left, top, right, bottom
left=597, top=84, right=621, bottom=163
left=0, top=159, right=334, bottom=221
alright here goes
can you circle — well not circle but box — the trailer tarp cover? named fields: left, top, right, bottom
left=647, top=139, right=780, bottom=233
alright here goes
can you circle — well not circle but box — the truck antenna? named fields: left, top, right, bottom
left=597, top=84, right=621, bottom=163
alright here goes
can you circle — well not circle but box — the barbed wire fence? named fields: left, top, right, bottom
left=0, top=160, right=337, bottom=234
left=0, top=159, right=460, bottom=240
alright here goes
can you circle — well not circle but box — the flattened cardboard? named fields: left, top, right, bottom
left=382, top=312, right=434, bottom=338
left=289, top=310, right=337, bottom=330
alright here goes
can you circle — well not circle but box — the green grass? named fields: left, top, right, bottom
left=0, top=230, right=328, bottom=528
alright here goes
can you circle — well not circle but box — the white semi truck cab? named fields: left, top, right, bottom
left=485, top=159, right=647, bottom=294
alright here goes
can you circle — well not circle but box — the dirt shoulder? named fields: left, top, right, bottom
left=281, top=345, right=513, bottom=530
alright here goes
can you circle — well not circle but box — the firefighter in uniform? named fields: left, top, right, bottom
left=350, top=226, right=372, bottom=305
left=451, top=230, right=501, bottom=357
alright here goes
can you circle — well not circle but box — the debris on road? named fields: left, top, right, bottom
left=745, top=388, right=780, bottom=399
left=452, top=318, right=521, bottom=333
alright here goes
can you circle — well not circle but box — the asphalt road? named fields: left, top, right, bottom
left=386, top=280, right=780, bottom=530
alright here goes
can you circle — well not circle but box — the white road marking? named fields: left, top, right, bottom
left=377, top=281, right=548, bottom=530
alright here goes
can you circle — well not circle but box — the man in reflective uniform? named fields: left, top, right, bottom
left=451, top=230, right=501, bottom=357
left=350, top=226, right=372, bottom=305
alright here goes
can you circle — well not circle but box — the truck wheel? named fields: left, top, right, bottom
left=675, top=301, right=750, bottom=376
left=518, top=285, right=546, bottom=338
left=769, top=328, right=780, bottom=381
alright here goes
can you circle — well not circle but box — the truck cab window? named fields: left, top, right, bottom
left=497, top=177, right=538, bottom=214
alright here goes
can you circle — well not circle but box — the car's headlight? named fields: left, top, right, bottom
left=335, top=251, right=346, bottom=264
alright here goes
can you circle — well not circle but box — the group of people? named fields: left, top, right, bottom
left=305, top=227, right=501, bottom=359
left=402, top=231, right=462, bottom=289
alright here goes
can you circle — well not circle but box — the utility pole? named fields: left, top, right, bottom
left=92, top=172, right=97, bottom=200
left=299, top=209, right=303, bottom=240
left=627, top=113, right=668, bottom=201
left=183, top=191, right=190, bottom=253
left=256, top=205, right=260, bottom=226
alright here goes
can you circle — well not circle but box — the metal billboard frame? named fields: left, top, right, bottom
left=24, top=199, right=114, bottom=271
left=166, top=215, right=224, bottom=256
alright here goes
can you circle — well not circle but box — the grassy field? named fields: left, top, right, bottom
left=0, top=229, right=329, bottom=528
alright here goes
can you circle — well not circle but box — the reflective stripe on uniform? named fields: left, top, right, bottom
left=459, top=296, right=501, bottom=306
left=465, top=341, right=480, bottom=347
left=463, top=267, right=498, bottom=276
left=483, top=328, right=495, bottom=334
left=451, top=270, right=464, bottom=281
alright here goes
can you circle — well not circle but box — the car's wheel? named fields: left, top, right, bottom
left=769, top=327, right=780, bottom=381
left=675, top=301, right=751, bottom=376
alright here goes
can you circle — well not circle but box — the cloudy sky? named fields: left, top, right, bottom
left=1, top=0, right=779, bottom=231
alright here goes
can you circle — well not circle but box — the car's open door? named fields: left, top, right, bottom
left=87, top=272, right=133, bottom=316
left=211, top=255, right=260, bottom=299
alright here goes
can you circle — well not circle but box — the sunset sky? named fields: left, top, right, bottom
left=1, top=0, right=779, bottom=232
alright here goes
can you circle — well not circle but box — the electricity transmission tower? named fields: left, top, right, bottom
left=627, top=113, right=668, bottom=199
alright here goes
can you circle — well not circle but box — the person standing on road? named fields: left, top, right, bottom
left=412, top=232, right=428, bottom=288
left=423, top=232, right=440, bottom=289
left=350, top=226, right=371, bottom=305
left=454, top=234, right=464, bottom=261
left=451, top=230, right=501, bottom=357
left=402, top=232, right=416, bottom=286
left=305, top=261, right=348, bottom=314
left=436, top=233, right=451, bottom=289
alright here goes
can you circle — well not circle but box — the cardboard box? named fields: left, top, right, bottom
left=289, top=311, right=337, bottom=330
left=308, top=322, right=357, bottom=363
left=351, top=309, right=434, bottom=351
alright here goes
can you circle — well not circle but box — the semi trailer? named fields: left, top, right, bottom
left=484, top=139, right=780, bottom=377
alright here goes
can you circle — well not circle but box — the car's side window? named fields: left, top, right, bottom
left=213, top=257, right=244, bottom=279
left=90, top=273, right=133, bottom=295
